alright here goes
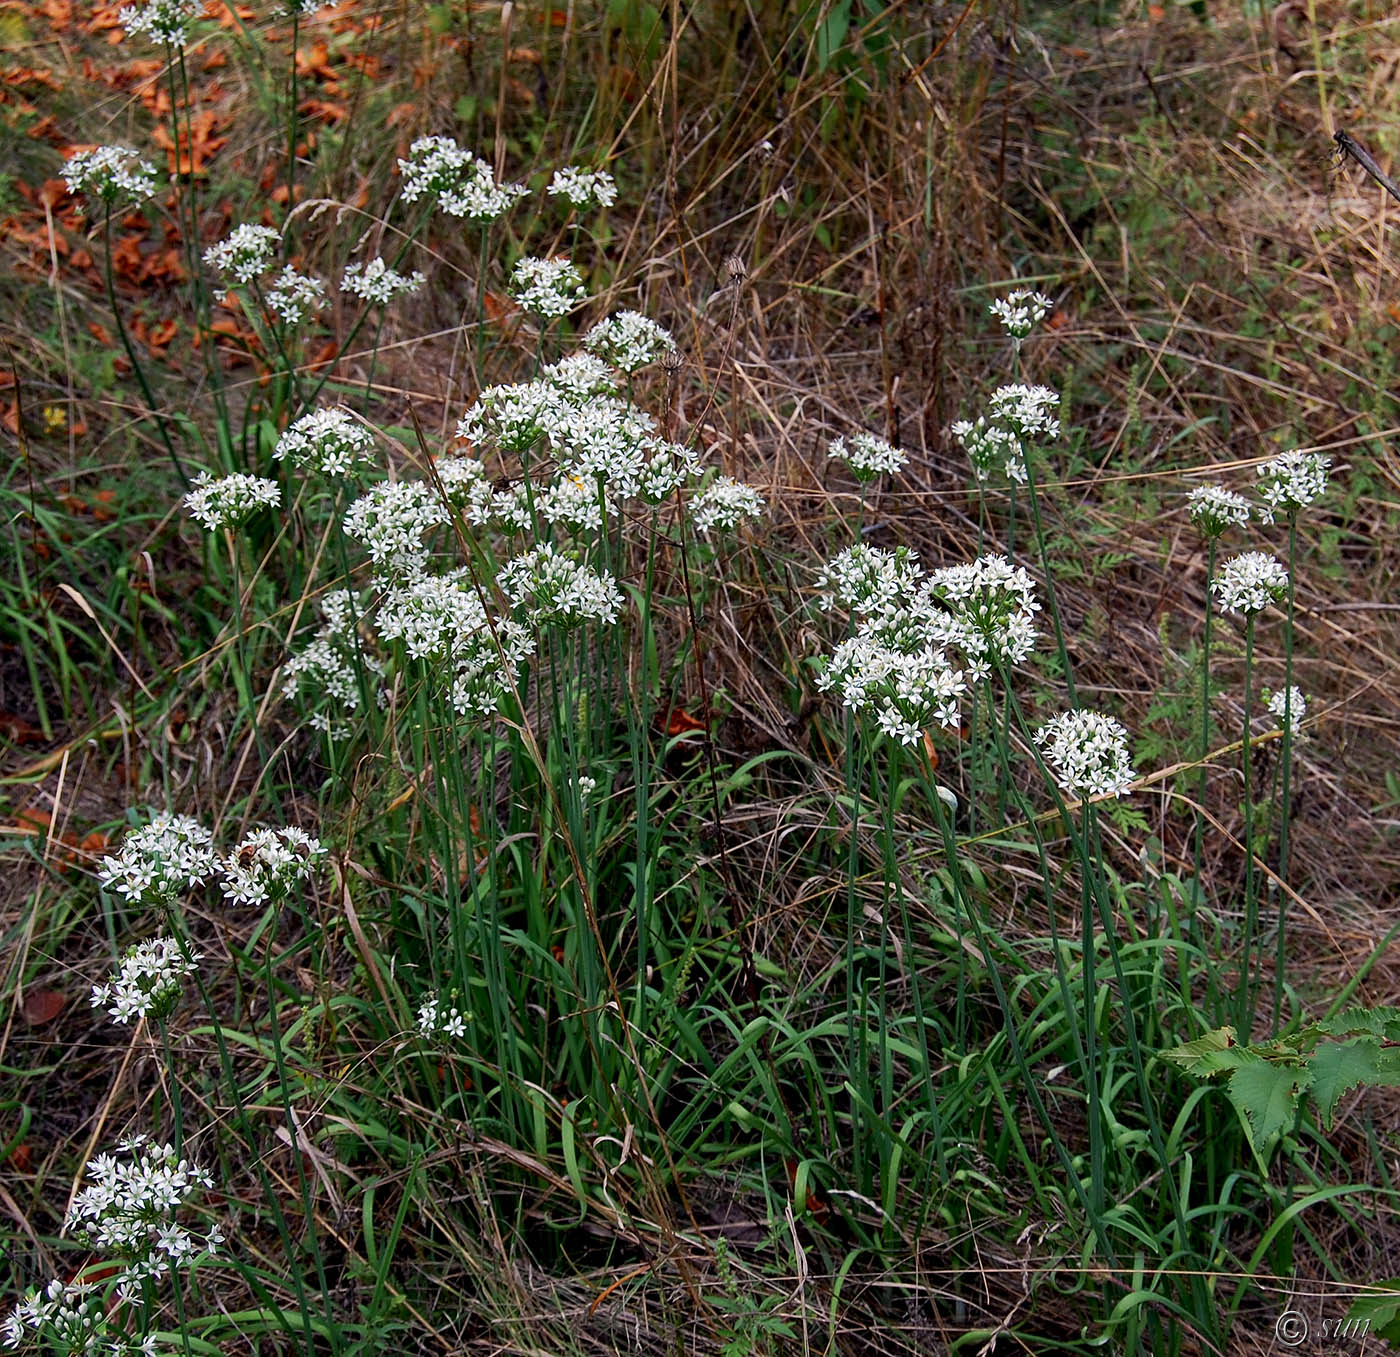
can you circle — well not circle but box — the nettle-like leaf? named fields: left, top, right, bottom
left=1226, top=1062, right=1309, bottom=1152
left=1162, top=1007, right=1400, bottom=1159
left=1318, top=1006, right=1400, bottom=1043
left=1309, top=1039, right=1400, bottom=1129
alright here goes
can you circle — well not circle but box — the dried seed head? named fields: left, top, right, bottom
left=724, top=254, right=747, bottom=285
left=662, top=348, right=684, bottom=375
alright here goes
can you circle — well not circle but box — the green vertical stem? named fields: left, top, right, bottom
left=1192, top=537, right=1216, bottom=982
left=1020, top=452, right=1077, bottom=707
left=1081, top=806, right=1104, bottom=1221
left=1239, top=614, right=1258, bottom=1036
left=1272, top=518, right=1297, bottom=1032
left=102, top=206, right=191, bottom=487
left=263, top=928, right=339, bottom=1348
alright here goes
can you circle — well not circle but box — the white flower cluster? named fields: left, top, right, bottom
left=499, top=544, right=623, bottom=627
left=65, top=1135, right=222, bottom=1290
left=927, top=554, right=1041, bottom=679
left=508, top=255, right=585, bottom=318
left=417, top=992, right=471, bottom=1040
left=282, top=589, right=384, bottom=717
left=1187, top=483, right=1251, bottom=537
left=455, top=374, right=703, bottom=531
left=1265, top=685, right=1307, bottom=740
left=221, top=827, right=324, bottom=907
left=577, top=774, right=599, bottom=798
left=1256, top=449, right=1330, bottom=523
left=63, top=145, right=159, bottom=205
left=341, top=256, right=425, bottom=305
left=1035, top=709, right=1136, bottom=799
left=99, top=813, right=328, bottom=909
left=548, top=165, right=618, bottom=209
left=397, top=136, right=526, bottom=221
left=815, top=545, right=966, bottom=743
left=3, top=1276, right=163, bottom=1356
left=542, top=352, right=619, bottom=400
left=818, top=635, right=965, bottom=745
left=582, top=311, right=675, bottom=373
left=457, top=380, right=562, bottom=452
left=99, top=814, right=219, bottom=905
left=951, top=384, right=1058, bottom=485
left=274, top=406, right=376, bottom=476
left=344, top=480, right=449, bottom=578
left=827, top=431, right=907, bottom=482
left=1210, top=550, right=1289, bottom=616
left=91, top=936, right=201, bottom=1026
left=691, top=475, right=766, bottom=535
left=989, top=288, right=1053, bottom=340
left=203, top=223, right=280, bottom=284
left=266, top=266, right=326, bottom=325
left=950, top=416, right=1025, bottom=483
left=182, top=471, right=281, bottom=531
left=986, top=383, right=1061, bottom=441
left=118, top=0, right=196, bottom=45
left=818, top=544, right=925, bottom=627
left=432, top=455, right=497, bottom=523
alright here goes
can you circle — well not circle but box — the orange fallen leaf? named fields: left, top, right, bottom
left=296, top=38, right=336, bottom=80
left=1, top=714, right=45, bottom=746
left=665, top=706, right=707, bottom=736
left=8, top=1143, right=32, bottom=1172
left=22, top=989, right=66, bottom=1026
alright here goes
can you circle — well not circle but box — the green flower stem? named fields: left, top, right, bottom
left=1239, top=614, right=1258, bottom=1035
left=102, top=206, right=191, bottom=487
left=1273, top=517, right=1297, bottom=1032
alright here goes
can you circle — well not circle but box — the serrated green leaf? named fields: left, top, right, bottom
left=1318, top=1006, right=1400, bottom=1043
left=1161, top=1027, right=1256, bottom=1077
left=1308, top=1038, right=1400, bottom=1129
left=1227, top=1061, right=1308, bottom=1151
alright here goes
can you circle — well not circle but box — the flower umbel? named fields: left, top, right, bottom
left=417, top=992, right=471, bottom=1040
left=499, top=544, right=623, bottom=627
left=547, top=165, right=618, bottom=209
left=341, top=257, right=426, bottom=305
left=989, top=288, right=1053, bottom=341
left=951, top=417, right=1025, bottom=483
left=1187, top=483, right=1251, bottom=537
left=1256, top=449, right=1330, bottom=523
left=274, top=407, right=375, bottom=476
left=204, top=223, right=280, bottom=284
left=118, top=0, right=197, bottom=45
left=691, top=475, right=765, bottom=534
left=63, top=145, right=159, bottom=206
left=221, top=827, right=324, bottom=907
left=508, top=255, right=585, bottom=318
left=1035, top=709, right=1136, bottom=799
left=582, top=311, right=675, bottom=372
left=1265, top=685, right=1307, bottom=740
left=926, top=554, right=1041, bottom=679
left=1211, top=551, right=1289, bottom=616
left=986, top=383, right=1061, bottom=442
left=182, top=471, right=281, bottom=531
left=99, top=814, right=219, bottom=906
left=827, top=432, right=907, bottom=481
left=266, top=266, right=326, bottom=325
left=91, top=936, right=201, bottom=1026
left=65, top=1135, right=222, bottom=1288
